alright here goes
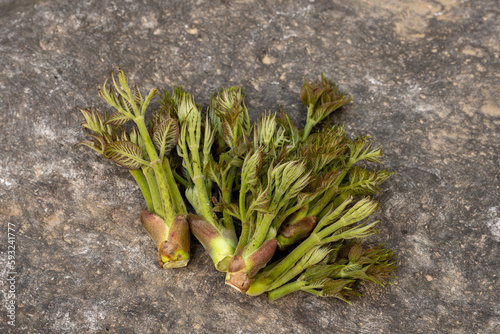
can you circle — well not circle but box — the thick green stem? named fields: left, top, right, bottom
left=135, top=116, right=175, bottom=224
left=162, top=158, right=187, bottom=215
left=219, top=167, right=238, bottom=246
left=333, top=192, right=350, bottom=209
left=234, top=220, right=250, bottom=256
left=266, top=261, right=306, bottom=292
left=239, top=179, right=248, bottom=223
left=222, top=167, right=236, bottom=230
left=150, top=162, right=175, bottom=225
left=234, top=178, right=250, bottom=256
left=244, top=213, right=275, bottom=257
left=309, top=187, right=335, bottom=217
left=246, top=233, right=320, bottom=296
left=142, top=166, right=164, bottom=217
left=190, top=147, right=219, bottom=227
left=268, top=280, right=305, bottom=301
left=129, top=169, right=153, bottom=212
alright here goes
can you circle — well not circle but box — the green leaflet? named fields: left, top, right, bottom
left=104, top=141, right=147, bottom=170
left=106, top=111, right=133, bottom=126
left=153, top=118, right=179, bottom=159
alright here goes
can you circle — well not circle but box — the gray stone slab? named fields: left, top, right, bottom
left=0, top=0, right=499, bottom=333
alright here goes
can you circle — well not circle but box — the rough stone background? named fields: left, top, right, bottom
left=0, top=0, right=499, bottom=333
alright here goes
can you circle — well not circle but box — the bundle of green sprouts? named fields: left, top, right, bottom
left=76, top=68, right=396, bottom=302
left=77, top=69, right=189, bottom=268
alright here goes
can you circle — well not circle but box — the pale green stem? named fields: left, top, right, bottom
left=190, top=147, right=219, bottom=228
left=222, top=167, right=236, bottom=230
left=234, top=178, right=249, bottom=255
left=268, top=280, right=305, bottom=301
left=247, top=233, right=320, bottom=296
left=129, top=169, right=153, bottom=212
left=266, top=261, right=308, bottom=292
left=142, top=166, right=164, bottom=217
left=243, top=213, right=275, bottom=257
left=239, top=180, right=248, bottom=223
left=171, top=168, right=189, bottom=188
left=134, top=116, right=175, bottom=224
left=162, top=159, right=187, bottom=215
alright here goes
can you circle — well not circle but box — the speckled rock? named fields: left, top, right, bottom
left=0, top=0, right=499, bottom=333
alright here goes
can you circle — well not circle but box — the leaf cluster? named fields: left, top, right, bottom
left=75, top=70, right=396, bottom=302
left=296, top=242, right=396, bottom=303
left=300, top=74, right=352, bottom=125
left=77, top=68, right=179, bottom=171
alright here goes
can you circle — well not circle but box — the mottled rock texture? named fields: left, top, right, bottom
left=1, top=0, right=499, bottom=333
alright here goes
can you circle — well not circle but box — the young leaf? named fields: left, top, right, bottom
left=153, top=118, right=180, bottom=159
left=142, top=88, right=159, bottom=115
left=79, top=107, right=106, bottom=134
left=241, top=149, right=262, bottom=188
left=104, top=141, right=146, bottom=170
left=348, top=137, right=383, bottom=165
left=205, top=156, right=222, bottom=188
left=133, top=85, right=143, bottom=107
left=117, top=66, right=130, bottom=94
left=75, top=140, right=103, bottom=154
left=106, top=111, right=133, bottom=126
left=277, top=107, right=301, bottom=147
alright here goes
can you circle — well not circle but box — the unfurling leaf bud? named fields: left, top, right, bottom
left=301, top=75, right=352, bottom=125
left=277, top=216, right=317, bottom=250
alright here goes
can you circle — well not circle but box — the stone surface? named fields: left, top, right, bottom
left=1, top=0, right=499, bottom=333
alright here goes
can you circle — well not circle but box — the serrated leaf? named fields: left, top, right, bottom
left=221, top=121, right=236, bottom=148
left=85, top=133, right=107, bottom=150
left=129, top=127, right=138, bottom=145
left=215, top=199, right=241, bottom=220
left=133, top=85, right=143, bottom=107
left=171, top=86, right=185, bottom=110
left=102, top=132, right=115, bottom=145
left=241, top=149, right=262, bottom=187
left=118, top=94, right=134, bottom=114
left=345, top=269, right=375, bottom=283
left=153, top=118, right=179, bottom=159
left=117, top=66, right=129, bottom=92
left=229, top=155, right=244, bottom=168
left=303, top=264, right=340, bottom=282
left=348, top=243, right=363, bottom=263
left=106, top=111, right=132, bottom=126
left=225, top=203, right=241, bottom=219
left=75, top=140, right=103, bottom=154
left=79, top=107, right=106, bottom=134
left=142, top=87, right=159, bottom=115
left=247, top=188, right=270, bottom=216
left=104, top=141, right=146, bottom=170
left=322, top=278, right=355, bottom=296
left=98, top=77, right=118, bottom=110
left=205, top=156, right=222, bottom=187
left=118, top=128, right=129, bottom=142
left=202, top=114, right=215, bottom=170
